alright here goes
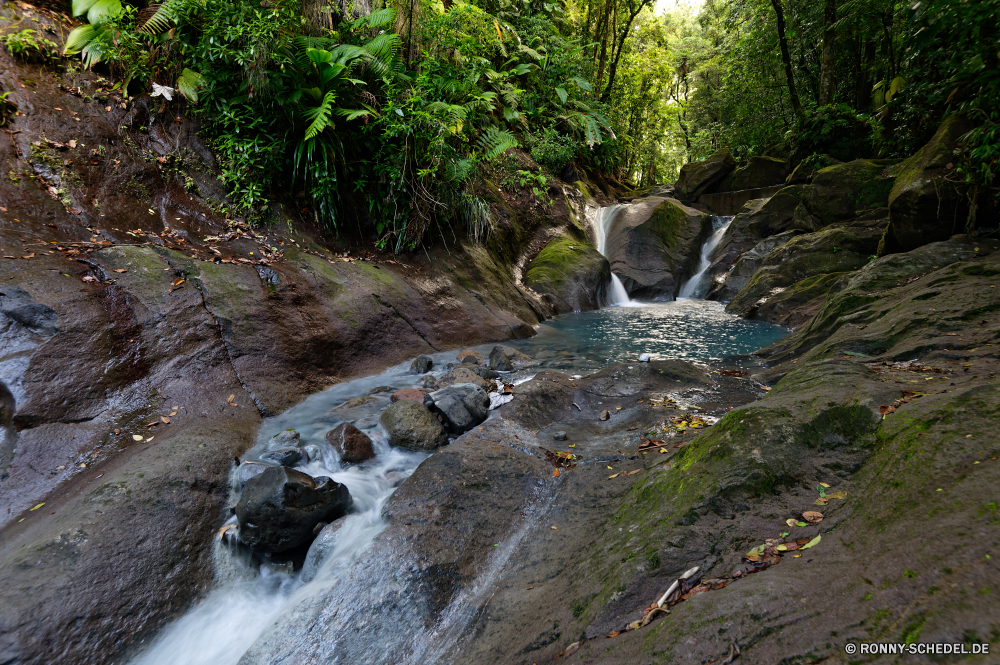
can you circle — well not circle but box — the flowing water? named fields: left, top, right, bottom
left=590, top=204, right=639, bottom=307
left=678, top=215, right=735, bottom=299
left=131, top=208, right=786, bottom=665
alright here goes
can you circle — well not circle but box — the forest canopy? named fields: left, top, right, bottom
left=61, top=0, right=1000, bottom=249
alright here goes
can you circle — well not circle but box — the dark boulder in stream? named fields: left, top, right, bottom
left=379, top=400, right=449, bottom=450
left=325, top=422, right=375, bottom=464
left=489, top=346, right=513, bottom=371
left=236, top=467, right=352, bottom=553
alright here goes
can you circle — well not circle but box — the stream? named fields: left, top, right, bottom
left=130, top=207, right=786, bottom=665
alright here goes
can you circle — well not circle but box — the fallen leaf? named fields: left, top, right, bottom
left=816, top=485, right=827, bottom=497
left=172, top=278, right=185, bottom=286
left=826, top=491, right=847, bottom=500
left=800, top=535, right=821, bottom=550
left=660, top=447, right=667, bottom=453
left=132, top=434, right=143, bottom=441
left=803, top=511, right=823, bottom=523
left=218, top=524, right=235, bottom=539
left=776, top=544, right=788, bottom=551
left=22, top=253, right=35, bottom=259
left=550, top=526, right=557, bottom=530
left=145, top=436, right=154, bottom=442
left=227, top=394, right=235, bottom=403
left=160, top=416, right=170, bottom=424
left=814, top=497, right=829, bottom=505
left=114, top=268, right=128, bottom=273
left=552, top=469, right=559, bottom=477
left=608, top=473, right=620, bottom=479
left=793, top=554, right=802, bottom=558
left=29, top=503, right=45, bottom=511
left=68, top=139, right=77, bottom=148
left=786, top=518, right=797, bottom=527
left=169, top=411, right=177, bottom=416
left=796, top=521, right=808, bottom=527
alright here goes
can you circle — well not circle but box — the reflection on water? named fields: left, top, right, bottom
left=490, top=299, right=787, bottom=374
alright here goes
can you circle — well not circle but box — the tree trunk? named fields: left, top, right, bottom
left=600, top=0, right=652, bottom=103
left=818, top=0, right=837, bottom=105
left=770, top=0, right=803, bottom=117
left=594, top=0, right=613, bottom=95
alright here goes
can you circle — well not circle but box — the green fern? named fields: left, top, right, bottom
left=175, top=68, right=205, bottom=103
left=477, top=127, right=518, bottom=160
left=304, top=91, right=337, bottom=139
left=63, top=23, right=114, bottom=67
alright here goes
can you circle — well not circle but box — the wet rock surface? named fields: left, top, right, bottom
left=425, top=383, right=490, bottom=434
left=325, top=422, right=375, bottom=464
left=235, top=467, right=352, bottom=553
left=523, top=233, right=610, bottom=313
left=379, top=400, right=449, bottom=450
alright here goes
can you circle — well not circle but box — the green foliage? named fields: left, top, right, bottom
left=0, top=28, right=58, bottom=61
left=792, top=104, right=872, bottom=162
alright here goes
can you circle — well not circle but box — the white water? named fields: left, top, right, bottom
left=678, top=215, right=734, bottom=299
left=590, top=204, right=640, bottom=307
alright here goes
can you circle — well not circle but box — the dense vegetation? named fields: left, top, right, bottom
left=57, top=0, right=999, bottom=248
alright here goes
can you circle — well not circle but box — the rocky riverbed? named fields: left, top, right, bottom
left=1, top=11, right=999, bottom=663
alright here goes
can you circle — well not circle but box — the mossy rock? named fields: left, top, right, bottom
left=673, top=148, right=736, bottom=201
left=524, top=233, right=609, bottom=313
left=604, top=197, right=710, bottom=299
left=879, top=114, right=973, bottom=255
left=726, top=222, right=885, bottom=321
left=792, top=159, right=899, bottom=231
left=716, top=156, right=790, bottom=192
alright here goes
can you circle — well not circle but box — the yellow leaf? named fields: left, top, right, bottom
left=819, top=482, right=830, bottom=488
left=800, top=534, right=821, bottom=550
left=776, top=544, right=788, bottom=551
left=227, top=394, right=235, bottom=403
left=30, top=503, right=45, bottom=511
left=814, top=497, right=829, bottom=505
left=793, top=554, right=802, bottom=558
left=169, top=411, right=177, bottom=416
left=659, top=447, right=667, bottom=453
left=132, top=434, right=143, bottom=441
left=218, top=523, right=235, bottom=539
left=786, top=518, right=797, bottom=527
left=493, top=20, right=503, bottom=39
left=608, top=473, right=620, bottom=479
left=550, top=526, right=557, bottom=530
left=826, top=491, right=847, bottom=500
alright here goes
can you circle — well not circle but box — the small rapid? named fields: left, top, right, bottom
left=590, top=204, right=640, bottom=307
left=678, top=215, right=734, bottom=299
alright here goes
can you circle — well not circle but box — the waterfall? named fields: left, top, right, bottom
left=678, top=215, right=734, bottom=299
left=591, top=204, right=638, bottom=307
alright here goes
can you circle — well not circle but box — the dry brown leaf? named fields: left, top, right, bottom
left=169, top=411, right=177, bottom=416
left=626, top=469, right=642, bottom=476
left=171, top=278, right=185, bottom=286
left=803, top=511, right=823, bottom=523
left=114, top=268, right=128, bottom=273
left=608, top=473, right=620, bottom=479
left=218, top=524, right=235, bottom=539
left=227, top=394, right=235, bottom=403
left=160, top=416, right=170, bottom=424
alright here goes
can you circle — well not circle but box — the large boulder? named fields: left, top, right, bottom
left=523, top=234, right=609, bottom=314
left=791, top=159, right=899, bottom=231
left=716, top=156, right=790, bottom=192
left=603, top=197, right=711, bottom=299
left=879, top=114, right=973, bottom=255
left=379, top=400, right=449, bottom=450
left=489, top=346, right=513, bottom=371
left=726, top=216, right=888, bottom=324
left=235, top=467, right=352, bottom=553
left=673, top=148, right=736, bottom=201
left=410, top=355, right=433, bottom=374
left=325, top=423, right=375, bottom=464
left=425, top=383, right=490, bottom=434
left=258, top=447, right=304, bottom=467
left=706, top=230, right=798, bottom=302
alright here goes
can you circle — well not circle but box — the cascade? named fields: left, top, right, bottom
left=678, top=215, right=734, bottom=299
left=590, top=204, right=639, bottom=307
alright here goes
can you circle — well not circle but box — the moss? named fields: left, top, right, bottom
left=644, top=200, right=690, bottom=250
left=524, top=234, right=602, bottom=292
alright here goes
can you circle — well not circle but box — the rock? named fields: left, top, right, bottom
left=410, top=355, right=433, bottom=374
left=552, top=431, right=567, bottom=441
left=455, top=349, right=486, bottom=364
left=603, top=197, right=711, bottom=299
left=456, top=363, right=500, bottom=380
left=708, top=230, right=799, bottom=303
left=420, top=375, right=438, bottom=389
left=235, top=467, right=352, bottom=553
left=457, top=352, right=480, bottom=365
left=599, top=410, right=610, bottom=421
left=674, top=148, right=737, bottom=201
left=425, top=383, right=490, bottom=434
left=267, top=430, right=300, bottom=449
left=302, top=445, right=321, bottom=464
left=785, top=155, right=840, bottom=185
left=638, top=353, right=651, bottom=362
left=716, top=156, right=790, bottom=192
left=726, top=218, right=887, bottom=323
left=879, top=114, right=973, bottom=254
left=390, top=388, right=426, bottom=403
left=523, top=234, right=610, bottom=314
left=489, top=346, right=513, bottom=371
left=791, top=159, right=900, bottom=231
left=368, top=386, right=394, bottom=395
left=237, top=461, right=271, bottom=487
left=334, top=395, right=377, bottom=410
left=301, top=517, right=347, bottom=583
left=325, top=423, right=375, bottom=464
left=258, top=447, right=303, bottom=467
left=494, top=345, right=531, bottom=365
left=435, top=367, right=489, bottom=390
left=379, top=400, right=449, bottom=451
